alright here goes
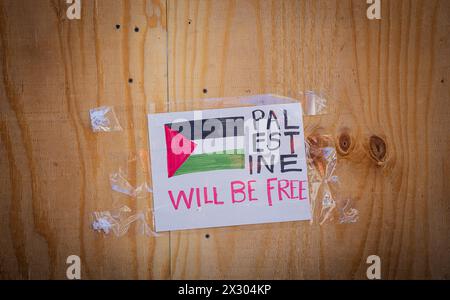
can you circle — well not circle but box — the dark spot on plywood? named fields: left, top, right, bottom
left=337, top=132, right=352, bottom=156
left=369, top=135, right=387, bottom=164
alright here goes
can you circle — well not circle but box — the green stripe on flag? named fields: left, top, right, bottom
left=174, top=151, right=245, bottom=176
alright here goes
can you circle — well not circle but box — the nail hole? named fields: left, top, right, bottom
left=441, top=79, right=445, bottom=83
left=369, top=135, right=387, bottom=163
left=128, top=78, right=133, bottom=83
left=188, top=19, right=192, bottom=24
left=205, top=234, right=210, bottom=239
left=203, top=88, right=208, bottom=94
left=134, top=26, right=139, bottom=32
left=115, top=24, right=121, bottom=30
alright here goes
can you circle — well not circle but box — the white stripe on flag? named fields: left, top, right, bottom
left=192, top=136, right=244, bottom=155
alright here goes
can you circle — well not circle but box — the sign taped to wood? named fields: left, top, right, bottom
left=148, top=100, right=311, bottom=231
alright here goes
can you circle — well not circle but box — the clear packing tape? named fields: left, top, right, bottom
left=89, top=106, right=123, bottom=132
left=87, top=103, right=156, bottom=236
left=302, top=90, right=328, bottom=116
left=171, top=91, right=328, bottom=116
left=89, top=93, right=356, bottom=237
left=91, top=150, right=159, bottom=237
left=92, top=206, right=155, bottom=237
left=109, top=150, right=153, bottom=198
left=306, top=134, right=359, bottom=224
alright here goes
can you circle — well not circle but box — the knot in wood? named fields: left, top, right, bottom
left=369, top=135, right=387, bottom=164
left=337, top=132, right=352, bottom=156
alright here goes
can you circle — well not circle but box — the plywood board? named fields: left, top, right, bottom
left=0, top=0, right=449, bottom=279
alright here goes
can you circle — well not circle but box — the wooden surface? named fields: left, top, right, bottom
left=0, top=0, right=449, bottom=279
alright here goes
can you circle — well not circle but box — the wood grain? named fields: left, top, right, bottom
left=0, top=0, right=449, bottom=279
left=167, top=0, right=450, bottom=279
left=0, top=0, right=170, bottom=279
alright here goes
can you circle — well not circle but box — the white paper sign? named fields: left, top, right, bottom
left=148, top=102, right=311, bottom=231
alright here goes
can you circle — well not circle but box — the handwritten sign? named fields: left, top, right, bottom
left=148, top=102, right=311, bottom=231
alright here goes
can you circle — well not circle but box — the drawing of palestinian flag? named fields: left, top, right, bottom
left=164, top=117, right=245, bottom=177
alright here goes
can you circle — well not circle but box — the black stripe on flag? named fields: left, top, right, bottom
left=166, top=117, right=244, bottom=140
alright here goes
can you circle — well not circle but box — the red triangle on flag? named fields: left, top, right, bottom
left=164, top=125, right=197, bottom=178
